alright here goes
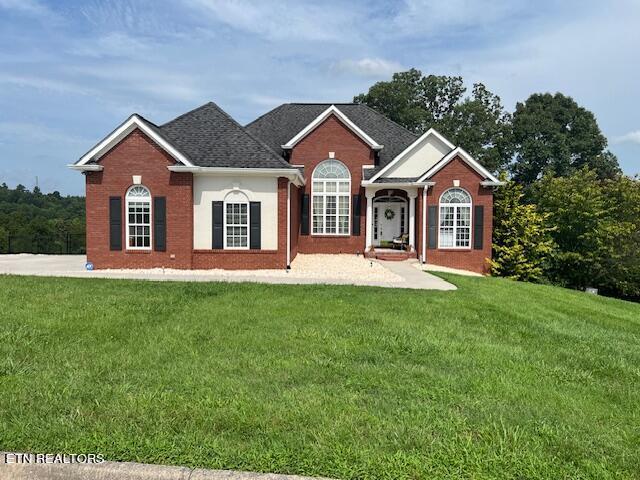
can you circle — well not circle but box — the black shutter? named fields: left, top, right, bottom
left=300, top=193, right=310, bottom=235
left=250, top=202, right=261, bottom=250
left=109, top=196, right=122, bottom=251
left=428, top=205, right=438, bottom=249
left=474, top=205, right=484, bottom=250
left=212, top=201, right=223, bottom=249
left=352, top=194, right=361, bottom=236
left=153, top=197, right=166, bottom=251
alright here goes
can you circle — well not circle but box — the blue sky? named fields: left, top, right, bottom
left=0, top=0, right=639, bottom=195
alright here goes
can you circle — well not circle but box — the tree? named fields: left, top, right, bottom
left=0, top=184, right=86, bottom=254
left=533, top=169, right=639, bottom=299
left=599, top=175, right=640, bottom=299
left=491, top=174, right=555, bottom=281
left=511, top=93, right=621, bottom=185
left=354, top=69, right=512, bottom=172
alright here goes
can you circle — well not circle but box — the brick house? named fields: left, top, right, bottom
left=70, top=102, right=502, bottom=273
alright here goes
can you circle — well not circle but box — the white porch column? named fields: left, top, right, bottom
left=408, top=192, right=417, bottom=251
left=421, top=186, right=427, bottom=263
left=365, top=190, right=375, bottom=251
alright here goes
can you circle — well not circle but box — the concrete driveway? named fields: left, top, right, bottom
left=0, top=254, right=456, bottom=290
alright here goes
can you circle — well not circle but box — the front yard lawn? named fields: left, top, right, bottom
left=1, top=274, right=639, bottom=479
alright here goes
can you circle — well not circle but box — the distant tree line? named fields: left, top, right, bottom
left=0, top=183, right=85, bottom=254
left=356, top=69, right=639, bottom=301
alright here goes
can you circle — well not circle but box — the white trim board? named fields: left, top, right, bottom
left=168, top=165, right=306, bottom=186
left=281, top=105, right=383, bottom=150
left=73, top=114, right=193, bottom=167
left=368, top=128, right=454, bottom=183
left=67, top=164, right=104, bottom=172
left=417, top=147, right=500, bottom=184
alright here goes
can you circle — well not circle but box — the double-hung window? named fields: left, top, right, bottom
left=224, top=191, right=249, bottom=249
left=126, top=185, right=151, bottom=249
left=311, top=160, right=350, bottom=235
left=439, top=188, right=471, bottom=248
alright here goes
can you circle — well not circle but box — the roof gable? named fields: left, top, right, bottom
left=417, top=147, right=500, bottom=183
left=369, top=128, right=454, bottom=182
left=281, top=105, right=383, bottom=150
left=245, top=103, right=418, bottom=168
left=159, top=102, right=292, bottom=169
left=74, top=114, right=192, bottom=167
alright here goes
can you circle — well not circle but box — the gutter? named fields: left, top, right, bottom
left=361, top=181, right=436, bottom=188
left=167, top=165, right=305, bottom=186
left=67, top=164, right=104, bottom=172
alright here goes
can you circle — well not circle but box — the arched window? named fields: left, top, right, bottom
left=439, top=187, right=471, bottom=248
left=224, top=190, right=249, bottom=249
left=126, top=185, right=151, bottom=249
left=311, top=160, right=350, bottom=235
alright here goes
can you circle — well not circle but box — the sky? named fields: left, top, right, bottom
left=0, top=0, right=639, bottom=196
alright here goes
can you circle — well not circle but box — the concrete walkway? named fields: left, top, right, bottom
left=0, top=254, right=455, bottom=290
left=378, top=259, right=457, bottom=290
left=1, top=454, right=334, bottom=480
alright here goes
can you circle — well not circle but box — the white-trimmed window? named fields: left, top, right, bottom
left=439, top=188, right=471, bottom=248
left=126, top=185, right=152, bottom=249
left=311, top=159, right=350, bottom=235
left=224, top=191, right=249, bottom=249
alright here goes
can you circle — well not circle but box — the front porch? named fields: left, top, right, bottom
left=364, top=185, right=420, bottom=256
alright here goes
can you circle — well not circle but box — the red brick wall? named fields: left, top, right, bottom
left=425, top=157, right=493, bottom=274
left=191, top=177, right=289, bottom=269
left=85, top=129, right=193, bottom=269
left=290, top=115, right=371, bottom=254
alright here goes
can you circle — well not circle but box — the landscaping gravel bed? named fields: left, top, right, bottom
left=102, top=254, right=403, bottom=283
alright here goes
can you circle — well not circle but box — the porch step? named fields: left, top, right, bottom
left=369, top=250, right=416, bottom=261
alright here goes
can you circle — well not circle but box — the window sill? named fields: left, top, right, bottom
left=437, top=248, right=472, bottom=252
left=193, top=249, right=278, bottom=254
left=125, top=249, right=152, bottom=254
left=310, top=234, right=351, bottom=238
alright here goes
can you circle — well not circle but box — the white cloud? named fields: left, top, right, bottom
left=332, top=58, right=403, bottom=77
left=245, top=94, right=290, bottom=108
left=392, top=0, right=526, bottom=35
left=614, top=131, right=640, bottom=145
left=185, top=0, right=361, bottom=42
left=0, top=0, right=52, bottom=17
left=0, top=74, right=97, bottom=96
left=0, top=122, right=92, bottom=146
left=69, top=32, right=152, bottom=58
left=68, top=65, right=205, bottom=102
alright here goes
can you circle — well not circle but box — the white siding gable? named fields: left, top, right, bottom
left=382, top=134, right=452, bottom=179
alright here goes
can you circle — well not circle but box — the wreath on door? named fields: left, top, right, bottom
left=384, top=208, right=395, bottom=220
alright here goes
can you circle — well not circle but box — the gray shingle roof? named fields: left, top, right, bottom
left=373, top=176, right=421, bottom=183
left=245, top=103, right=418, bottom=176
left=159, top=102, right=293, bottom=169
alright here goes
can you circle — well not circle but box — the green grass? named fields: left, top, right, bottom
left=1, top=274, right=639, bottom=479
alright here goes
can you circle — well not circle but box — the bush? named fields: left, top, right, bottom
left=491, top=175, right=554, bottom=281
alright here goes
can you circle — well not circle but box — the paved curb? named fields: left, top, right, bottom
left=0, top=453, right=334, bottom=480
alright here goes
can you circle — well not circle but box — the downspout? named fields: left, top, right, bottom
left=286, top=180, right=291, bottom=269
left=421, top=186, right=427, bottom=263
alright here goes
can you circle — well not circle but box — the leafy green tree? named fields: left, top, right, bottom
left=0, top=225, right=6, bottom=253
left=491, top=174, right=555, bottom=281
left=533, top=169, right=639, bottom=299
left=0, top=183, right=85, bottom=253
left=511, top=93, right=621, bottom=185
left=599, top=175, right=640, bottom=298
left=354, top=69, right=512, bottom=172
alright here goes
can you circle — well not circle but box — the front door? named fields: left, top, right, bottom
left=375, top=202, right=403, bottom=245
